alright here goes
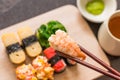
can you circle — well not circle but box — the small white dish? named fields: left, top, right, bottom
left=77, top=0, right=117, bottom=23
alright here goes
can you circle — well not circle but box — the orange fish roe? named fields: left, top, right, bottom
left=32, top=56, right=54, bottom=80
left=16, top=64, right=37, bottom=80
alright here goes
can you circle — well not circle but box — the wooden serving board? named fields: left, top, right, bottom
left=0, top=5, right=109, bottom=80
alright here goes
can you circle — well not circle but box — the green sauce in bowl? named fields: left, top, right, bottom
left=86, top=0, right=105, bottom=15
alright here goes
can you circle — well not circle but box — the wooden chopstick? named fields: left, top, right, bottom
left=57, top=51, right=120, bottom=80
left=79, top=45, right=120, bottom=77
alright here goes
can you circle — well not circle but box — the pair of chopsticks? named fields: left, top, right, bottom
left=57, top=45, right=120, bottom=80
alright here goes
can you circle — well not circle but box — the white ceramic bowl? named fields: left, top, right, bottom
left=77, top=0, right=117, bottom=23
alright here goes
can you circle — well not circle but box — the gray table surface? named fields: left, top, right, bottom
left=0, top=0, right=120, bottom=80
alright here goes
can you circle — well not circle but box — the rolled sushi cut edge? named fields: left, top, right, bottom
left=43, top=47, right=67, bottom=73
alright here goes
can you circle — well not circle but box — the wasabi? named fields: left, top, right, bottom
left=86, top=0, right=104, bottom=15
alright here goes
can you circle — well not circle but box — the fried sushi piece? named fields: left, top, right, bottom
left=16, top=64, right=37, bottom=80
left=2, top=33, right=25, bottom=64
left=48, top=30, right=86, bottom=60
left=32, top=56, right=54, bottom=80
left=17, top=27, right=42, bottom=57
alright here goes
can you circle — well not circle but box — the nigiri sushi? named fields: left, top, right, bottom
left=2, top=33, right=26, bottom=64
left=17, top=27, right=42, bottom=57
left=43, top=47, right=66, bottom=73
left=32, top=56, right=54, bottom=80
left=48, top=30, right=86, bottom=60
left=16, top=64, right=37, bottom=80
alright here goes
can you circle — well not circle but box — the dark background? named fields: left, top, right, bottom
left=0, top=0, right=120, bottom=79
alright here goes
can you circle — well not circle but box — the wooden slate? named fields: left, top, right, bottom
left=0, top=5, right=109, bottom=80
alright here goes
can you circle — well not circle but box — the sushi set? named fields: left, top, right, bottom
left=0, top=5, right=110, bottom=80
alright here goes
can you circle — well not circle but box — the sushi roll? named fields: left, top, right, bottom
left=43, top=47, right=66, bottom=73
left=17, top=27, right=42, bottom=57
left=2, top=33, right=25, bottom=64
left=63, top=58, right=76, bottom=66
left=16, top=64, right=37, bottom=80
left=32, top=56, right=54, bottom=80
left=48, top=30, right=86, bottom=60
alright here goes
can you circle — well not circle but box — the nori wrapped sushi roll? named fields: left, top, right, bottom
left=63, top=58, right=77, bottom=66
left=43, top=47, right=66, bottom=73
